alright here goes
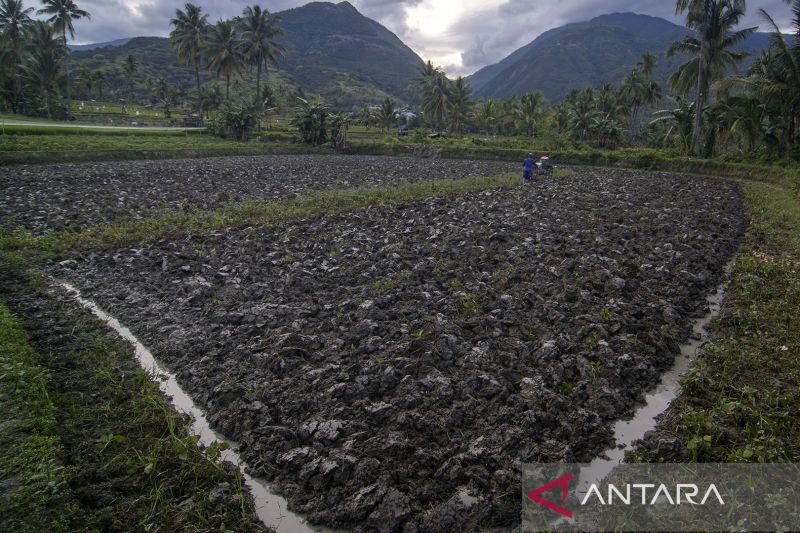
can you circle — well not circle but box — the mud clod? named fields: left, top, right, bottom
left=49, top=165, right=745, bottom=531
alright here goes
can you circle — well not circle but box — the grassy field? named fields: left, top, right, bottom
left=0, top=138, right=800, bottom=530
left=0, top=288, right=266, bottom=531
left=639, top=179, right=800, bottom=462
left=0, top=132, right=314, bottom=165
left=0, top=299, right=70, bottom=530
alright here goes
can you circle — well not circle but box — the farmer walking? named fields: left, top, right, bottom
left=523, top=153, right=535, bottom=184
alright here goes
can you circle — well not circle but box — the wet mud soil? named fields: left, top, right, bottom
left=52, top=168, right=745, bottom=532
left=0, top=155, right=516, bottom=234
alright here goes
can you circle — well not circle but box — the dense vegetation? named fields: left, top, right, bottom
left=3, top=0, right=800, bottom=162
left=405, top=0, right=800, bottom=163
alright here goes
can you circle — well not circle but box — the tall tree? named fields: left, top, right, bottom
left=122, top=53, right=139, bottom=105
left=567, top=88, right=598, bottom=140
left=0, top=0, right=34, bottom=111
left=417, top=61, right=451, bottom=129
left=448, top=76, right=473, bottom=134
left=91, top=69, right=104, bottom=100
left=375, top=96, right=395, bottom=131
left=170, top=2, right=208, bottom=101
left=620, top=65, right=662, bottom=140
left=37, top=0, right=90, bottom=108
left=22, top=20, right=65, bottom=118
left=516, top=91, right=547, bottom=137
left=237, top=5, right=285, bottom=100
left=204, top=19, right=244, bottom=99
left=476, top=99, right=498, bottom=134
left=670, top=0, right=755, bottom=155
left=638, top=52, right=658, bottom=77
left=739, top=1, right=800, bottom=152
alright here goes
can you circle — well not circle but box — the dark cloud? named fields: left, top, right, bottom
left=66, top=0, right=794, bottom=74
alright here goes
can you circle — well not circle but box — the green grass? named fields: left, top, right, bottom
left=637, top=180, right=800, bottom=463
left=0, top=124, right=204, bottom=136
left=0, top=132, right=252, bottom=152
left=0, top=132, right=315, bottom=165
left=0, top=284, right=266, bottom=532
left=0, top=299, right=75, bottom=532
left=0, top=113, right=62, bottom=123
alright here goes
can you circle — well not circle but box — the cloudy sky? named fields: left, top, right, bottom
left=69, top=0, right=793, bottom=75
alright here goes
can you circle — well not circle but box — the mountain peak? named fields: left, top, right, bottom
left=470, top=12, right=767, bottom=102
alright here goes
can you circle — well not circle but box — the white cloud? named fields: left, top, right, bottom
left=69, top=0, right=794, bottom=75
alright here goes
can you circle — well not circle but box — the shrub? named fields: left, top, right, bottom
left=209, top=101, right=257, bottom=141
left=291, top=96, right=329, bottom=146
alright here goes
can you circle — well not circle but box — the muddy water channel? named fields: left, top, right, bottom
left=61, top=282, right=329, bottom=533
left=52, top=168, right=745, bottom=531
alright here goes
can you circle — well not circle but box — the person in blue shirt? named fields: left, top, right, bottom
left=523, top=153, right=535, bottom=183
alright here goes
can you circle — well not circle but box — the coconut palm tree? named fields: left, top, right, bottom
left=638, top=52, right=659, bottom=77
left=591, top=113, right=624, bottom=149
left=197, top=82, right=223, bottom=118
left=358, top=105, right=374, bottom=128
left=496, top=97, right=517, bottom=135
left=476, top=99, right=498, bottom=134
left=418, top=62, right=450, bottom=129
left=516, top=91, right=547, bottom=137
left=0, top=0, right=34, bottom=111
left=170, top=3, right=208, bottom=100
left=91, top=69, right=104, bottom=100
left=552, top=102, right=571, bottom=134
left=37, top=0, right=90, bottom=106
left=448, top=76, right=473, bottom=134
left=620, top=67, right=662, bottom=140
left=204, top=19, right=244, bottom=99
left=669, top=0, right=756, bottom=154
left=714, top=94, right=766, bottom=152
left=36, top=0, right=89, bottom=44
left=237, top=5, right=285, bottom=100
left=374, top=96, right=396, bottom=131
left=122, top=53, right=138, bottom=105
left=741, top=2, right=800, bottom=150
left=567, top=88, right=599, bottom=141
left=22, top=20, right=66, bottom=118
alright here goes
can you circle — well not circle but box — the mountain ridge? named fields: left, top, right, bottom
left=71, top=1, right=425, bottom=109
left=468, top=12, right=771, bottom=103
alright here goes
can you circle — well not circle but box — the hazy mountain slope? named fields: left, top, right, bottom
left=276, top=1, right=426, bottom=106
left=470, top=12, right=772, bottom=103
left=69, top=38, right=133, bottom=52
left=71, top=2, right=425, bottom=109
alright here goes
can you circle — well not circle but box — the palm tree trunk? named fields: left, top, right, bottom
left=11, top=47, right=21, bottom=113
left=226, top=76, right=230, bottom=100
left=63, top=28, right=72, bottom=112
left=256, top=61, right=262, bottom=101
left=629, top=106, right=639, bottom=142
left=195, top=62, right=202, bottom=100
left=691, top=45, right=707, bottom=156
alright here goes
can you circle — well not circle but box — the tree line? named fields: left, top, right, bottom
left=414, top=0, right=800, bottom=159
left=0, top=0, right=287, bottom=121
left=0, top=0, right=89, bottom=118
left=168, top=3, right=284, bottom=105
